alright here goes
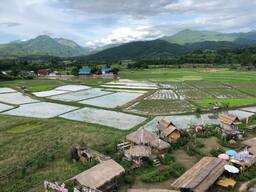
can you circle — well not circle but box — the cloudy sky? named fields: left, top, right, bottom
left=0, top=0, right=256, bottom=47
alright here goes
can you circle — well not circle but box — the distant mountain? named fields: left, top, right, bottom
left=161, top=29, right=256, bottom=45
left=0, top=35, right=90, bottom=57
left=83, top=40, right=189, bottom=62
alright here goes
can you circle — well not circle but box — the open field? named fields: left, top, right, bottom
left=119, top=68, right=256, bottom=82
left=49, top=88, right=112, bottom=102
left=79, top=92, right=144, bottom=108
left=60, top=107, right=146, bottom=130
left=129, top=100, right=196, bottom=115
left=0, top=68, right=256, bottom=192
left=3, top=102, right=78, bottom=118
left=194, top=98, right=256, bottom=108
left=0, top=92, right=38, bottom=105
left=0, top=115, right=127, bottom=192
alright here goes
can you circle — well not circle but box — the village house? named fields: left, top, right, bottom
left=218, top=113, right=241, bottom=136
left=78, top=66, right=91, bottom=76
left=72, top=159, right=125, bottom=192
left=157, top=119, right=181, bottom=143
left=171, top=157, right=227, bottom=192
left=125, top=128, right=170, bottom=166
left=101, top=67, right=113, bottom=75
left=37, top=69, right=49, bottom=76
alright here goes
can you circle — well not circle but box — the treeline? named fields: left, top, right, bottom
left=127, top=47, right=256, bottom=69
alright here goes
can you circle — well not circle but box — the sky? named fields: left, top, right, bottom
left=0, top=0, right=256, bottom=47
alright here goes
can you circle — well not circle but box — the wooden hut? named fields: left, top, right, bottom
left=72, top=159, right=125, bottom=192
left=150, top=138, right=171, bottom=155
left=126, top=145, right=151, bottom=167
left=128, top=189, right=179, bottom=192
left=126, top=128, right=157, bottom=145
left=126, top=128, right=170, bottom=155
left=218, top=113, right=241, bottom=136
left=157, top=119, right=180, bottom=143
left=171, top=157, right=227, bottom=192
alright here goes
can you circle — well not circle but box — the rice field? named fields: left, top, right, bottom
left=2, top=102, right=78, bottom=118
left=145, top=89, right=178, bottom=100
left=0, top=87, right=17, bottom=94
left=0, top=103, right=14, bottom=112
left=79, top=92, right=144, bottom=108
left=60, top=107, right=146, bottom=130
left=175, top=88, right=212, bottom=99
left=0, top=92, right=38, bottom=105
left=129, top=100, right=196, bottom=115
left=49, top=88, right=112, bottom=102
left=203, top=88, right=250, bottom=98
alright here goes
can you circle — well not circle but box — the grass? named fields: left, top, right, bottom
left=119, top=68, right=256, bottom=83
left=0, top=115, right=127, bottom=192
left=194, top=98, right=256, bottom=108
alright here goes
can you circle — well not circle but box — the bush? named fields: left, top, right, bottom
left=210, top=148, right=224, bottom=157
left=141, top=163, right=185, bottom=183
left=160, top=154, right=175, bottom=165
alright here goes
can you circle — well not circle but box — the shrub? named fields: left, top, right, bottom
left=210, top=148, right=224, bottom=157
left=141, top=163, right=185, bottom=183
left=160, top=154, right=175, bottom=165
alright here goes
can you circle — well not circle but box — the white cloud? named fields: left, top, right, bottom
left=0, top=0, right=256, bottom=46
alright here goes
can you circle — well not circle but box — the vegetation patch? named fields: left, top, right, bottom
left=194, top=98, right=256, bottom=108
left=131, top=99, right=196, bottom=115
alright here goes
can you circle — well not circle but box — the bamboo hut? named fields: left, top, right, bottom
left=126, top=128, right=157, bottom=145
left=171, top=157, right=227, bottom=192
left=126, top=128, right=170, bottom=155
left=72, top=159, right=125, bottom=192
left=218, top=113, right=241, bottom=136
left=150, top=138, right=171, bottom=155
left=126, top=145, right=151, bottom=166
left=157, top=119, right=180, bottom=143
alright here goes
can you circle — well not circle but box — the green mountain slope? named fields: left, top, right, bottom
left=0, top=35, right=89, bottom=57
left=161, top=29, right=256, bottom=45
left=83, top=40, right=189, bottom=62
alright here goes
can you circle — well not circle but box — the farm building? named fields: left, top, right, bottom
left=101, top=67, right=113, bottom=74
left=157, top=119, right=181, bottom=143
left=126, top=128, right=170, bottom=154
left=78, top=67, right=91, bottom=76
left=125, top=128, right=170, bottom=166
left=218, top=113, right=241, bottom=136
left=37, top=69, right=49, bottom=76
left=171, top=157, right=227, bottom=192
left=72, top=159, right=125, bottom=192
left=128, top=189, right=179, bottom=192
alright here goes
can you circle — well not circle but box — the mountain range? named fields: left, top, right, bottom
left=1, top=29, right=256, bottom=60
left=0, top=35, right=90, bottom=58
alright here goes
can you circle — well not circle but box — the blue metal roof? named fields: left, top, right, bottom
left=79, top=67, right=91, bottom=75
left=101, top=67, right=113, bottom=74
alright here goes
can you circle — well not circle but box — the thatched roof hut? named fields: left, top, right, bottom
left=72, top=159, right=125, bottom=192
left=128, top=145, right=151, bottom=157
left=218, top=113, right=241, bottom=125
left=128, top=189, right=179, bottom=192
left=171, top=157, right=227, bottom=192
left=243, top=137, right=256, bottom=148
left=126, top=128, right=157, bottom=145
left=150, top=138, right=171, bottom=151
left=157, top=119, right=180, bottom=143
